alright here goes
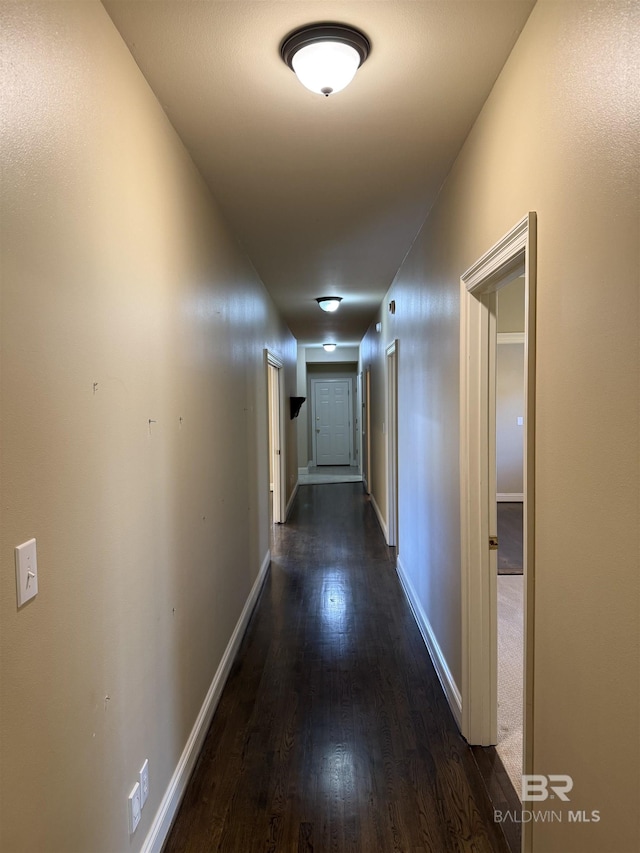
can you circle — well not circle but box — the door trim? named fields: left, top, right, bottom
left=386, top=341, right=398, bottom=548
left=310, top=377, right=354, bottom=466
left=459, top=214, right=536, bottom=836
left=362, top=367, right=371, bottom=494
left=266, top=350, right=285, bottom=524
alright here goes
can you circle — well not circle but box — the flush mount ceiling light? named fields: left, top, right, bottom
left=280, top=24, right=371, bottom=97
left=316, top=296, right=343, bottom=312
left=323, top=343, right=337, bottom=352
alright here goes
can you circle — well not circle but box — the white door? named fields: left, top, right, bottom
left=314, top=379, right=351, bottom=465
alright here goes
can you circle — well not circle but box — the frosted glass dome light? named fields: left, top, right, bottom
left=292, top=42, right=360, bottom=96
left=316, top=296, right=343, bottom=312
left=281, top=24, right=370, bottom=97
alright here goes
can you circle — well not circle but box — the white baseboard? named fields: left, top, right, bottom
left=497, top=332, right=525, bottom=345
left=370, top=492, right=389, bottom=543
left=497, top=492, right=523, bottom=502
left=298, top=466, right=309, bottom=478
left=285, top=481, right=299, bottom=520
left=141, top=549, right=271, bottom=853
left=396, top=555, right=462, bottom=729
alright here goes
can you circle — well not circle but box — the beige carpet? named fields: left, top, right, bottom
left=497, top=575, right=523, bottom=797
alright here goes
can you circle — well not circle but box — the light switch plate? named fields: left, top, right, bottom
left=128, top=782, right=141, bottom=834
left=139, top=759, right=149, bottom=808
left=15, top=538, right=38, bottom=607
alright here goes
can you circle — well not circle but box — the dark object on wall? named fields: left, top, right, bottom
left=290, top=397, right=306, bottom=419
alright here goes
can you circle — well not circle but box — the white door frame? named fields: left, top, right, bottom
left=266, top=350, right=285, bottom=524
left=356, top=371, right=362, bottom=472
left=459, top=214, right=536, bottom=800
left=310, top=377, right=354, bottom=466
left=362, top=367, right=371, bottom=494
left=386, top=341, right=399, bottom=548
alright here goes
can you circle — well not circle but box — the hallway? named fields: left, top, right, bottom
left=164, top=483, right=509, bottom=852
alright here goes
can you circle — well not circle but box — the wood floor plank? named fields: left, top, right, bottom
left=162, top=483, right=510, bottom=853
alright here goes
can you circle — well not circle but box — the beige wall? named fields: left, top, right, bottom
left=362, top=2, right=639, bottom=851
left=497, top=276, right=526, bottom=332
left=496, top=343, right=525, bottom=496
left=305, top=345, right=360, bottom=364
left=0, top=3, right=296, bottom=851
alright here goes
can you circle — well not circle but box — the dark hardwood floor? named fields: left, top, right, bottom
left=497, top=503, right=523, bottom=575
left=163, top=483, right=511, bottom=853
left=470, top=747, right=521, bottom=853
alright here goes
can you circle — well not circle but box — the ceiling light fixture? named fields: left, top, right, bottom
left=280, top=24, right=371, bottom=97
left=316, top=296, right=342, bottom=313
left=323, top=343, right=337, bottom=352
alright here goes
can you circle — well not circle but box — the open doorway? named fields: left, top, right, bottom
left=305, top=360, right=359, bottom=480
left=459, top=215, right=536, bottom=843
left=311, top=378, right=353, bottom=466
left=496, top=279, right=526, bottom=795
left=267, top=351, right=285, bottom=524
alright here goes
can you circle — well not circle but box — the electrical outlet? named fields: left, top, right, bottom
left=128, top=782, right=141, bottom=834
left=139, top=759, right=149, bottom=809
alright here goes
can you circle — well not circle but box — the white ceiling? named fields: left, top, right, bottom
left=103, top=1, right=535, bottom=345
